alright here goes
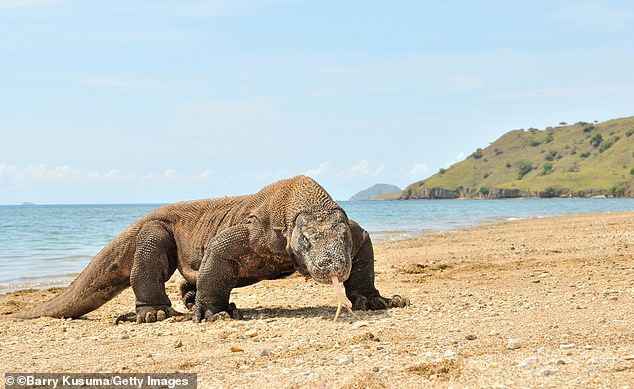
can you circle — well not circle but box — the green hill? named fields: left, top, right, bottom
left=349, top=184, right=402, bottom=201
left=402, top=116, right=634, bottom=199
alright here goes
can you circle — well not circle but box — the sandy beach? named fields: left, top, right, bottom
left=1, top=211, right=633, bottom=388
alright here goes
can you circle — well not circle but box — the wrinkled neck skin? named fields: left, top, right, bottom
left=287, top=209, right=353, bottom=284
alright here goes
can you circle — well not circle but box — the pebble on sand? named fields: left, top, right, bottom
left=506, top=339, right=522, bottom=350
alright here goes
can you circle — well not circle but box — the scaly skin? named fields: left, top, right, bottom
left=11, top=176, right=407, bottom=323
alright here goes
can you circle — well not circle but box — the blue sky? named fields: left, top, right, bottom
left=1, top=0, right=634, bottom=203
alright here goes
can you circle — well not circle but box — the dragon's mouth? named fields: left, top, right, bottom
left=310, top=267, right=350, bottom=285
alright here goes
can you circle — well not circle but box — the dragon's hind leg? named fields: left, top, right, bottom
left=116, top=221, right=187, bottom=324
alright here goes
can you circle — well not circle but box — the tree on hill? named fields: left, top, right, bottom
left=517, top=162, right=534, bottom=180
left=590, top=134, right=603, bottom=148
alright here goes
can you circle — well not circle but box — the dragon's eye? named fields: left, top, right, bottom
left=302, top=234, right=311, bottom=249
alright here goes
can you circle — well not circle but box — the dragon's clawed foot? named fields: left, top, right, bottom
left=179, top=282, right=197, bottom=310
left=349, top=293, right=410, bottom=311
left=386, top=294, right=410, bottom=308
left=115, top=306, right=190, bottom=325
left=193, top=302, right=243, bottom=323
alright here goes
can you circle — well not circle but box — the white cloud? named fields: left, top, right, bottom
left=445, top=153, right=467, bottom=168
left=83, top=169, right=141, bottom=184
left=162, top=169, right=185, bottom=184
left=0, top=162, right=187, bottom=187
left=141, top=173, right=158, bottom=182
left=301, top=162, right=333, bottom=178
left=408, top=163, right=429, bottom=177
left=101, top=168, right=123, bottom=180
left=14, top=164, right=44, bottom=180
left=194, top=169, right=214, bottom=181
left=47, top=165, right=79, bottom=182
left=302, top=160, right=387, bottom=181
left=346, top=160, right=386, bottom=179
left=164, top=169, right=178, bottom=178
left=0, top=163, right=79, bottom=184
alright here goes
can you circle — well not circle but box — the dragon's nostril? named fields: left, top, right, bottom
left=314, top=258, right=327, bottom=270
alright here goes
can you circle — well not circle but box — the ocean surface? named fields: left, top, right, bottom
left=2, top=198, right=634, bottom=292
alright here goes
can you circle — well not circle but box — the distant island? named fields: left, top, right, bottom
left=401, top=116, right=634, bottom=199
left=349, top=184, right=402, bottom=201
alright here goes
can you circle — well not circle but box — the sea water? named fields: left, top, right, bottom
left=2, top=198, right=634, bottom=292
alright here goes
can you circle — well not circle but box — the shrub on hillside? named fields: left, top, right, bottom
left=607, top=185, right=625, bottom=197
left=540, top=186, right=561, bottom=198
left=541, top=162, right=553, bottom=175
left=544, top=133, right=554, bottom=143
left=582, top=124, right=595, bottom=133
left=517, top=162, right=533, bottom=180
left=545, top=151, right=560, bottom=161
left=590, top=134, right=603, bottom=148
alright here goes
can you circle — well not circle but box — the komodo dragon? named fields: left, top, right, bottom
left=12, top=175, right=407, bottom=323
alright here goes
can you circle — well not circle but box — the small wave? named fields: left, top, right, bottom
left=0, top=273, right=78, bottom=294
left=2, top=272, right=79, bottom=282
left=0, top=279, right=72, bottom=294
left=369, top=229, right=430, bottom=243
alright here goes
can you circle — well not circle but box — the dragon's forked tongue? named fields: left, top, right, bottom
left=331, top=275, right=357, bottom=322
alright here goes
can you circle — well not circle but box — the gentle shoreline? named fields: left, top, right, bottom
left=4, top=199, right=634, bottom=293
left=1, top=211, right=633, bottom=387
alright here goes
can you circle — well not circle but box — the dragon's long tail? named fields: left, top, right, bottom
left=10, top=225, right=138, bottom=319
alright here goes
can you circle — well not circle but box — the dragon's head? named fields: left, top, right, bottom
left=288, top=209, right=352, bottom=284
